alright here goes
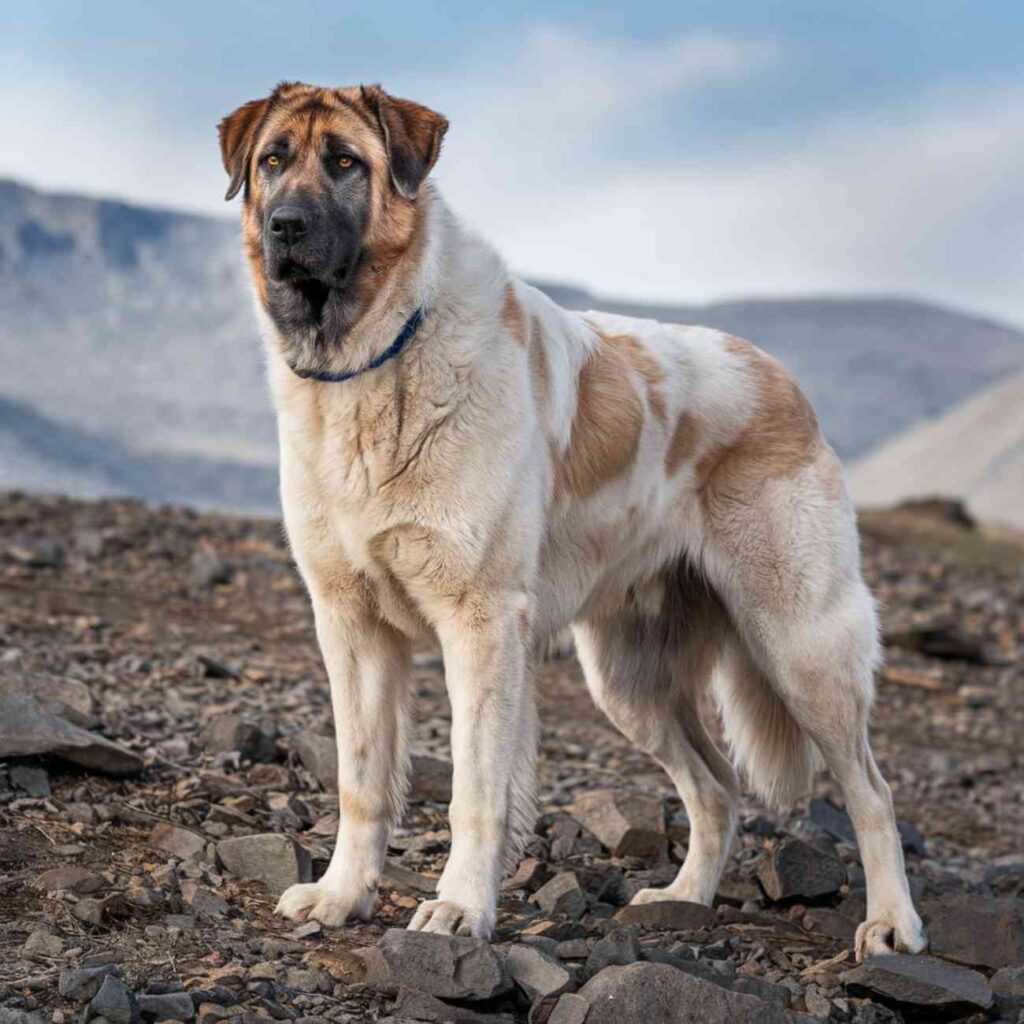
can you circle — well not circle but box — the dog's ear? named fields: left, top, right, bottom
left=218, top=97, right=272, bottom=201
left=360, top=84, right=449, bottom=200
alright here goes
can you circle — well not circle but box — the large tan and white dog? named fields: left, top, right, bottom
left=218, top=81, right=926, bottom=959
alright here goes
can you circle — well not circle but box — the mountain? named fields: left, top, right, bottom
left=848, top=371, right=1024, bottom=530
left=3, top=177, right=1024, bottom=512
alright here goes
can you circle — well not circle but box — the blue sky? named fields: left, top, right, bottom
left=3, top=1, right=1023, bottom=325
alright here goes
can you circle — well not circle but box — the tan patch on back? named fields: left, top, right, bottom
left=665, top=411, right=700, bottom=475
left=596, top=330, right=668, bottom=424
left=501, top=285, right=528, bottom=347
left=698, top=335, right=821, bottom=514
left=555, top=338, right=644, bottom=499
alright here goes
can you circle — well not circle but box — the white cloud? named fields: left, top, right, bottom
left=2, top=26, right=1022, bottom=327
left=424, top=34, right=1024, bottom=324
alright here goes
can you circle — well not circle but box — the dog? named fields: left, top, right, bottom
left=218, top=81, right=927, bottom=959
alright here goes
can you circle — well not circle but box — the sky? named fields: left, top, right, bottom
left=3, top=1, right=1023, bottom=327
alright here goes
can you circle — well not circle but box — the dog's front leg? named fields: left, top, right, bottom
left=277, top=594, right=411, bottom=927
left=408, top=595, right=532, bottom=938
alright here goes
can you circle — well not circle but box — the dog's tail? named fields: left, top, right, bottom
left=711, top=641, right=821, bottom=809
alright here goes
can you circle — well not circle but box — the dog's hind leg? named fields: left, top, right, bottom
left=573, top=569, right=739, bottom=907
left=701, top=450, right=926, bottom=960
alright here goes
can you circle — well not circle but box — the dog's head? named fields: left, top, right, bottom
left=218, top=83, right=447, bottom=364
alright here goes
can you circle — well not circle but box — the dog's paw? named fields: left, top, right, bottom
left=855, top=914, right=928, bottom=961
left=275, top=882, right=374, bottom=928
left=407, top=899, right=495, bottom=938
left=628, top=885, right=711, bottom=907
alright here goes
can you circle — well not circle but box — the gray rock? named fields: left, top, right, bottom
left=149, top=823, right=207, bottom=861
left=613, top=899, right=717, bottom=931
left=808, top=797, right=856, bottom=844
left=0, top=693, right=142, bottom=775
left=360, top=928, right=509, bottom=1000
left=293, top=730, right=338, bottom=790
left=216, top=834, right=312, bottom=893
left=8, top=536, right=65, bottom=567
left=10, top=764, right=50, bottom=797
left=579, top=962, right=792, bottom=1023
left=840, top=954, right=993, bottom=1013
left=584, top=927, right=640, bottom=978
left=991, top=964, right=1024, bottom=1016
left=136, top=991, right=195, bottom=1021
left=531, top=872, right=587, bottom=920
left=0, top=1011, right=48, bottom=1024
left=284, top=967, right=332, bottom=993
left=897, top=819, right=926, bottom=857
left=505, top=943, right=571, bottom=1002
left=546, top=993, right=589, bottom=1024
left=59, top=963, right=122, bottom=1002
left=409, top=753, right=453, bottom=803
left=88, top=975, right=140, bottom=1024
left=757, top=837, right=846, bottom=901
left=34, top=865, right=105, bottom=893
left=922, top=895, right=1024, bottom=969
left=199, top=714, right=276, bottom=762
left=190, top=552, right=233, bottom=589
left=733, top=976, right=793, bottom=1007
left=22, top=924, right=64, bottom=958
left=502, top=857, right=550, bottom=894
left=569, top=789, right=665, bottom=858
left=392, top=988, right=512, bottom=1022
left=0, top=671, right=97, bottom=728
left=179, top=880, right=228, bottom=917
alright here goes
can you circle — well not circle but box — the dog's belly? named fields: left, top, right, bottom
left=534, top=486, right=701, bottom=634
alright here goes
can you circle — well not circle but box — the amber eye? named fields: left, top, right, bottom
left=338, top=156, right=354, bottom=169
left=265, top=155, right=280, bottom=168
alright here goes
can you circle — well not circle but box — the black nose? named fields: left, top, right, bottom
left=269, top=207, right=309, bottom=245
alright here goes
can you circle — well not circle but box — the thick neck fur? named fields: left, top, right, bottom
left=263, top=187, right=521, bottom=488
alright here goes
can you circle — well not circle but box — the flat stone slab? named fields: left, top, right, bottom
left=613, top=899, right=717, bottom=931
left=922, top=895, right=1024, bottom=969
left=579, top=961, right=793, bottom=1023
left=840, top=954, right=993, bottom=1012
left=0, top=692, right=143, bottom=775
left=216, top=834, right=312, bottom=893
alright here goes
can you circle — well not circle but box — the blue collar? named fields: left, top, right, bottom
left=292, top=307, right=424, bottom=383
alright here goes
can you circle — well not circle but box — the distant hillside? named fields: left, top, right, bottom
left=3, top=178, right=1024, bottom=511
left=848, top=371, right=1024, bottom=530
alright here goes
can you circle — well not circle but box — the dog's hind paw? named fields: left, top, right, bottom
left=855, top=914, right=928, bottom=961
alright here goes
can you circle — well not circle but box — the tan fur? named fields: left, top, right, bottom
left=501, top=286, right=528, bottom=347
left=601, top=330, right=669, bottom=425
left=665, top=411, right=700, bottom=475
left=527, top=316, right=549, bottom=409
left=697, top=336, right=821, bottom=518
left=554, top=338, right=644, bottom=499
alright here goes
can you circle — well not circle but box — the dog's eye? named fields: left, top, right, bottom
left=264, top=155, right=281, bottom=169
left=338, top=156, right=354, bottom=170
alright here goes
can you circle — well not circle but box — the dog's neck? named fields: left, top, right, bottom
left=263, top=188, right=511, bottom=410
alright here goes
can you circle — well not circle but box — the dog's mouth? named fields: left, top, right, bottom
left=275, top=260, right=354, bottom=324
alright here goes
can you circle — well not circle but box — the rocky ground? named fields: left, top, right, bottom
left=0, top=490, right=1022, bottom=1024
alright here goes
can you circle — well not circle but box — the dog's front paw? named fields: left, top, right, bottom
left=855, top=913, right=928, bottom=961
left=275, top=881, right=375, bottom=928
left=407, top=899, right=495, bottom=938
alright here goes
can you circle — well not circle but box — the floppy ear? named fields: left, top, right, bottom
left=361, top=85, right=449, bottom=200
left=217, top=97, right=271, bottom=201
